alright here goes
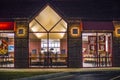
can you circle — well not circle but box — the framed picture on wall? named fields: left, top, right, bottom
left=8, top=45, right=14, bottom=52
left=32, top=49, right=37, bottom=54
left=99, top=44, right=105, bottom=51
left=61, top=49, right=65, bottom=54
left=88, top=36, right=96, bottom=44
left=0, top=37, right=8, bottom=55
left=99, top=35, right=105, bottom=43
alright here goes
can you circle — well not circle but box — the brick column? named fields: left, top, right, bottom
left=113, top=37, right=120, bottom=67
left=67, top=20, right=82, bottom=68
left=14, top=19, right=29, bottom=68
left=112, top=21, right=120, bottom=67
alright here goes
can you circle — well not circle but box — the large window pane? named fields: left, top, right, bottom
left=0, top=33, right=14, bottom=67
left=82, top=33, right=112, bottom=67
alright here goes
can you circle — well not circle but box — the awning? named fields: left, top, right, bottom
left=83, top=21, right=114, bottom=30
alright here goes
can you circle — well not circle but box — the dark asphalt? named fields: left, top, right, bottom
left=18, top=71, right=120, bottom=80
left=47, top=71, right=120, bottom=80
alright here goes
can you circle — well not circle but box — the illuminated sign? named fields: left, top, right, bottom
left=0, top=22, right=14, bottom=30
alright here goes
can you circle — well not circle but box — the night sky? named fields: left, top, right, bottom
left=0, top=0, right=120, bottom=20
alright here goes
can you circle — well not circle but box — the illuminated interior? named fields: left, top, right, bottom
left=0, top=32, right=14, bottom=67
left=29, top=5, right=67, bottom=67
left=82, top=33, right=112, bottom=67
left=29, top=5, right=67, bottom=39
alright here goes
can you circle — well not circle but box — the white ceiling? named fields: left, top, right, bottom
left=0, top=33, right=14, bottom=38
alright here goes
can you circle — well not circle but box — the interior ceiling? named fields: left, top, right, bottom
left=0, top=33, right=14, bottom=38
left=29, top=5, right=67, bottom=39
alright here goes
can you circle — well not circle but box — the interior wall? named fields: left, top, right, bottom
left=8, top=38, right=14, bottom=57
left=60, top=39, right=67, bottom=54
left=29, top=39, right=41, bottom=54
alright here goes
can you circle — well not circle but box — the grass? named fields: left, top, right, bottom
left=0, top=71, right=57, bottom=80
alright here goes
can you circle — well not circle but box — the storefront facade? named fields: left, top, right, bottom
left=0, top=4, right=120, bottom=68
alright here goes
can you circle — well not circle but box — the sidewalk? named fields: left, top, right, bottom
left=1, top=67, right=120, bottom=73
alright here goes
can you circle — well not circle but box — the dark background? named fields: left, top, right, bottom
left=0, top=0, right=120, bottom=20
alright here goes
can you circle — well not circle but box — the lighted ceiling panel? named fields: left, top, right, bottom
left=51, top=19, right=67, bottom=32
left=29, top=5, right=67, bottom=39
left=29, top=20, right=46, bottom=32
left=35, top=6, right=61, bottom=31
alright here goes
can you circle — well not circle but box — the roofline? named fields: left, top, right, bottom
left=0, top=18, right=29, bottom=22
left=67, top=17, right=120, bottom=22
left=28, top=3, right=67, bottom=23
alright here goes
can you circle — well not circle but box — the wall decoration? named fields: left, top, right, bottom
left=8, top=45, right=14, bottom=52
left=61, top=49, right=65, bottom=54
left=88, top=36, right=96, bottom=44
left=32, top=49, right=37, bottom=54
left=0, top=37, right=8, bottom=55
left=98, top=35, right=105, bottom=51
left=99, top=35, right=105, bottom=43
left=88, top=36, right=96, bottom=54
left=99, top=44, right=105, bottom=51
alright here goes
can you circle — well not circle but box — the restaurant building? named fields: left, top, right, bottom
left=0, top=1, right=120, bottom=68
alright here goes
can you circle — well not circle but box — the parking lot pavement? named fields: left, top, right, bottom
left=110, top=75, right=120, bottom=80
left=17, top=70, right=120, bottom=80
left=16, top=72, right=70, bottom=80
left=1, top=67, right=120, bottom=80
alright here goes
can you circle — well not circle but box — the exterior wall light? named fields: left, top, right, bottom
left=69, top=24, right=81, bottom=38
left=16, top=26, right=26, bottom=38
left=115, top=27, right=120, bottom=37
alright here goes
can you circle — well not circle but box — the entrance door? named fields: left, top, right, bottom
left=82, top=33, right=112, bottom=67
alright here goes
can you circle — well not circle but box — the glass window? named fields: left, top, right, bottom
left=82, top=33, right=112, bottom=67
left=29, top=5, right=67, bottom=68
left=0, top=33, right=14, bottom=67
left=41, top=39, right=60, bottom=53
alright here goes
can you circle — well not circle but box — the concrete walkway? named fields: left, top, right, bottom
left=1, top=67, right=120, bottom=73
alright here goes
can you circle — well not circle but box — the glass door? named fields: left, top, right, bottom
left=82, top=33, right=112, bottom=67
